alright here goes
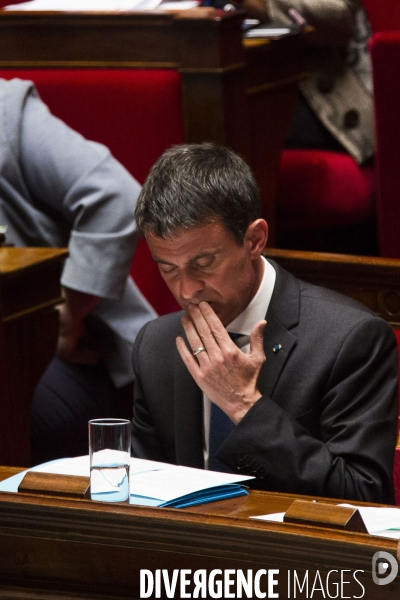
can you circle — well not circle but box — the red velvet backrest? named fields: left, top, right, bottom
left=363, top=0, right=400, bottom=33
left=369, top=33, right=400, bottom=258
left=0, top=68, right=183, bottom=314
left=0, top=69, right=184, bottom=185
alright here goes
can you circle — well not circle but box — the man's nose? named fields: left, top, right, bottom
left=179, top=272, right=203, bottom=302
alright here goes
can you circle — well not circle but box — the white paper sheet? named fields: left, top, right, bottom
left=250, top=512, right=285, bottom=523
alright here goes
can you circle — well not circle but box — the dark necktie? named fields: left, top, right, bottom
left=208, top=332, right=244, bottom=472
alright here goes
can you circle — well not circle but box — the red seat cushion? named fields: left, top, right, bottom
left=0, top=68, right=184, bottom=315
left=277, top=149, right=375, bottom=232
left=363, top=0, right=400, bottom=33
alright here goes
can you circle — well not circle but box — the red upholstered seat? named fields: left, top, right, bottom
left=276, top=149, right=375, bottom=253
left=0, top=68, right=183, bottom=315
left=276, top=5, right=376, bottom=255
left=363, top=0, right=400, bottom=33
left=277, top=150, right=375, bottom=232
left=0, top=68, right=184, bottom=186
left=278, top=0, right=379, bottom=242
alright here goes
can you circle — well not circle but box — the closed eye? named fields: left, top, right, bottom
left=158, top=264, right=177, bottom=275
left=194, top=255, right=215, bottom=269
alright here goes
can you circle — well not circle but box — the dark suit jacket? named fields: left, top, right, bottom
left=132, top=261, right=398, bottom=503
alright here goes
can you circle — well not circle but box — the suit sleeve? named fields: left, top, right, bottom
left=131, top=323, right=169, bottom=461
left=218, top=316, right=398, bottom=503
left=15, top=83, right=141, bottom=300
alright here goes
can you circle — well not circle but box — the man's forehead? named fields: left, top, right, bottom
left=145, top=221, right=231, bottom=262
left=145, top=221, right=223, bottom=242
left=143, top=217, right=218, bottom=239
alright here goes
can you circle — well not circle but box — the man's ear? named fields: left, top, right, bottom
left=245, top=219, right=268, bottom=257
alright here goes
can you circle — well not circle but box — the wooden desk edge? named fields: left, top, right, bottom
left=0, top=247, right=68, bottom=276
left=0, top=466, right=397, bottom=551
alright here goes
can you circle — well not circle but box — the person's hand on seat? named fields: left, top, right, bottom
left=56, top=287, right=100, bottom=365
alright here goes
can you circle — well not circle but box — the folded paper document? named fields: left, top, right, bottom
left=127, top=465, right=253, bottom=508
left=0, top=455, right=254, bottom=508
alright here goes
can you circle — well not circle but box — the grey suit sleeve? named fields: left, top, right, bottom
left=268, top=0, right=360, bottom=46
left=17, top=84, right=141, bottom=300
left=219, top=317, right=398, bottom=503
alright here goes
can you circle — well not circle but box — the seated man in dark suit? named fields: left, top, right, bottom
left=131, top=142, right=398, bottom=503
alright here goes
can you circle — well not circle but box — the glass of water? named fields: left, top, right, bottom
left=89, top=418, right=131, bottom=503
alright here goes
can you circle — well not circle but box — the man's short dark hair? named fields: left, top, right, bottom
left=135, top=143, right=261, bottom=244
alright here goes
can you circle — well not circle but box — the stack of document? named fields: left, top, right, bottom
left=0, top=455, right=254, bottom=509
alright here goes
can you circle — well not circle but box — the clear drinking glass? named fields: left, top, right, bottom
left=89, top=418, right=131, bottom=502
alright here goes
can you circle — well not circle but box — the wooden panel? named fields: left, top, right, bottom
left=0, top=9, right=305, bottom=241
left=0, top=248, right=67, bottom=466
left=0, top=12, right=181, bottom=67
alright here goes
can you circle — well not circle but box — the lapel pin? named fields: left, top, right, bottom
left=272, top=344, right=282, bottom=353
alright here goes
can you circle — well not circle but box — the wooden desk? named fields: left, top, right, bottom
left=0, top=248, right=67, bottom=467
left=0, top=9, right=305, bottom=243
left=0, top=466, right=398, bottom=599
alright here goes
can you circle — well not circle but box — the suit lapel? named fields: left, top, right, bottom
left=257, top=261, right=300, bottom=397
